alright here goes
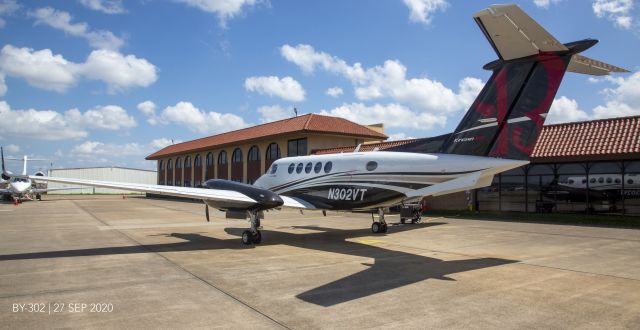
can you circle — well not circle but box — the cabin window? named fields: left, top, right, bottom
left=606, top=177, right=612, bottom=184
left=324, top=161, right=333, bottom=173
left=582, top=179, right=587, bottom=184
left=288, top=163, right=295, bottom=174
left=598, top=177, right=604, bottom=183
left=314, top=162, right=322, bottom=173
left=296, top=163, right=303, bottom=174
left=590, top=178, right=596, bottom=184
left=366, top=161, right=378, bottom=171
left=270, top=164, right=278, bottom=174
left=615, top=178, right=621, bottom=184
left=629, top=179, right=635, bottom=185
left=305, top=162, right=312, bottom=173
left=568, top=179, right=574, bottom=184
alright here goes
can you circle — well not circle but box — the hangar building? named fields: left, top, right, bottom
left=46, top=167, right=157, bottom=194
left=146, top=113, right=387, bottom=186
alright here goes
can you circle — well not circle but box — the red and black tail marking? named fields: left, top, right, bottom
left=439, top=52, right=571, bottom=160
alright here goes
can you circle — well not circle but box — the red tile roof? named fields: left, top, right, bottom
left=531, top=115, right=640, bottom=162
left=311, top=139, right=417, bottom=155
left=146, top=113, right=388, bottom=160
left=312, top=115, right=640, bottom=162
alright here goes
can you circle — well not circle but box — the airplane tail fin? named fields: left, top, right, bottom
left=1, top=147, right=10, bottom=181
left=438, top=4, right=628, bottom=160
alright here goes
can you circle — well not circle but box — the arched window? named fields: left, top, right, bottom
left=167, top=159, right=173, bottom=185
left=266, top=143, right=280, bottom=160
left=232, top=148, right=242, bottom=163
left=185, top=156, right=191, bottom=168
left=175, top=157, right=182, bottom=186
left=205, top=152, right=214, bottom=181
left=248, top=146, right=260, bottom=161
left=193, top=154, right=202, bottom=186
left=158, top=160, right=165, bottom=185
left=217, top=151, right=228, bottom=180
left=247, top=145, right=261, bottom=184
left=159, top=160, right=164, bottom=170
left=218, top=151, right=227, bottom=165
left=194, top=154, right=201, bottom=167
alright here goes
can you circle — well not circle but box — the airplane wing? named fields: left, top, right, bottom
left=280, top=195, right=317, bottom=209
left=474, top=4, right=567, bottom=60
left=28, top=175, right=258, bottom=206
left=31, top=187, right=85, bottom=193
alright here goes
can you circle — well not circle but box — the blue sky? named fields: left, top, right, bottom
left=0, top=0, right=638, bottom=173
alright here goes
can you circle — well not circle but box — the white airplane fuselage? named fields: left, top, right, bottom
left=251, top=151, right=526, bottom=210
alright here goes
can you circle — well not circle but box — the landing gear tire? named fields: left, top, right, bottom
left=36, top=194, right=42, bottom=201
left=371, top=222, right=381, bottom=233
left=252, top=230, right=262, bottom=244
left=400, top=218, right=406, bottom=224
left=242, top=230, right=253, bottom=245
left=381, top=224, right=388, bottom=233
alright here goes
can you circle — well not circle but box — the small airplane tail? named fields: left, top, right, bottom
left=437, top=4, right=628, bottom=160
left=1, top=147, right=10, bottom=181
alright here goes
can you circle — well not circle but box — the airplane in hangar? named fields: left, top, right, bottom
left=0, top=154, right=82, bottom=204
left=4, top=4, right=628, bottom=244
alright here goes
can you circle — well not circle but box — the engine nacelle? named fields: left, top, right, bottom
left=33, top=171, right=45, bottom=177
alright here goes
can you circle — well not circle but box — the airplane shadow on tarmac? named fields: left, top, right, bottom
left=0, top=222, right=517, bottom=306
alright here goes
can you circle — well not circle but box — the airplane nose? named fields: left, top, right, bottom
left=265, top=194, right=284, bottom=208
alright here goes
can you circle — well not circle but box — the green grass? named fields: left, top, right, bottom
left=426, top=210, right=640, bottom=229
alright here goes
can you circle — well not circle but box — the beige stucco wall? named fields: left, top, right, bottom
left=157, top=133, right=384, bottom=185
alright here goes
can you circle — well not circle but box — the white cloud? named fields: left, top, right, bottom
left=160, top=101, right=249, bottom=134
left=137, top=100, right=158, bottom=125
left=320, top=103, right=445, bottom=130
left=81, top=49, right=158, bottom=92
left=29, top=7, right=124, bottom=50
left=403, top=0, right=448, bottom=25
left=72, top=140, right=148, bottom=156
left=0, top=45, right=158, bottom=93
left=244, top=76, right=305, bottom=102
left=387, top=132, right=415, bottom=141
left=533, top=0, right=562, bottom=9
left=4, top=144, right=19, bottom=153
left=78, top=0, right=125, bottom=14
left=150, top=138, right=181, bottom=149
left=546, top=96, right=590, bottom=124
left=326, top=86, right=343, bottom=97
left=0, top=101, right=136, bottom=141
left=0, top=72, right=6, bottom=96
left=592, top=0, right=634, bottom=29
left=76, top=105, right=137, bottom=130
left=281, top=44, right=483, bottom=118
left=257, top=105, right=291, bottom=123
left=0, top=0, right=20, bottom=29
left=177, top=0, right=260, bottom=27
left=591, top=70, right=640, bottom=118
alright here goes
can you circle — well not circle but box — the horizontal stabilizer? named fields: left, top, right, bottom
left=474, top=4, right=567, bottom=60
left=567, top=54, right=630, bottom=76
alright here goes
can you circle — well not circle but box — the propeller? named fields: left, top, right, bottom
left=205, top=204, right=210, bottom=222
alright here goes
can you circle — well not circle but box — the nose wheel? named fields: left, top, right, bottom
left=371, top=208, right=388, bottom=233
left=242, top=210, right=262, bottom=245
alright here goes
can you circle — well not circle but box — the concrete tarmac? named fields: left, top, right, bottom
left=1, top=195, right=639, bottom=329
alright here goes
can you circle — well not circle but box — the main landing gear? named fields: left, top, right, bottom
left=241, top=210, right=262, bottom=245
left=371, top=208, right=388, bottom=234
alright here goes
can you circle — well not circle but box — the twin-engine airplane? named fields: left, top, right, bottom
left=6, top=4, right=628, bottom=244
left=0, top=153, right=82, bottom=204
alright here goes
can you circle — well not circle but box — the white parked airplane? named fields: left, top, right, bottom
left=7, top=4, right=628, bottom=244
left=0, top=151, right=81, bottom=204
